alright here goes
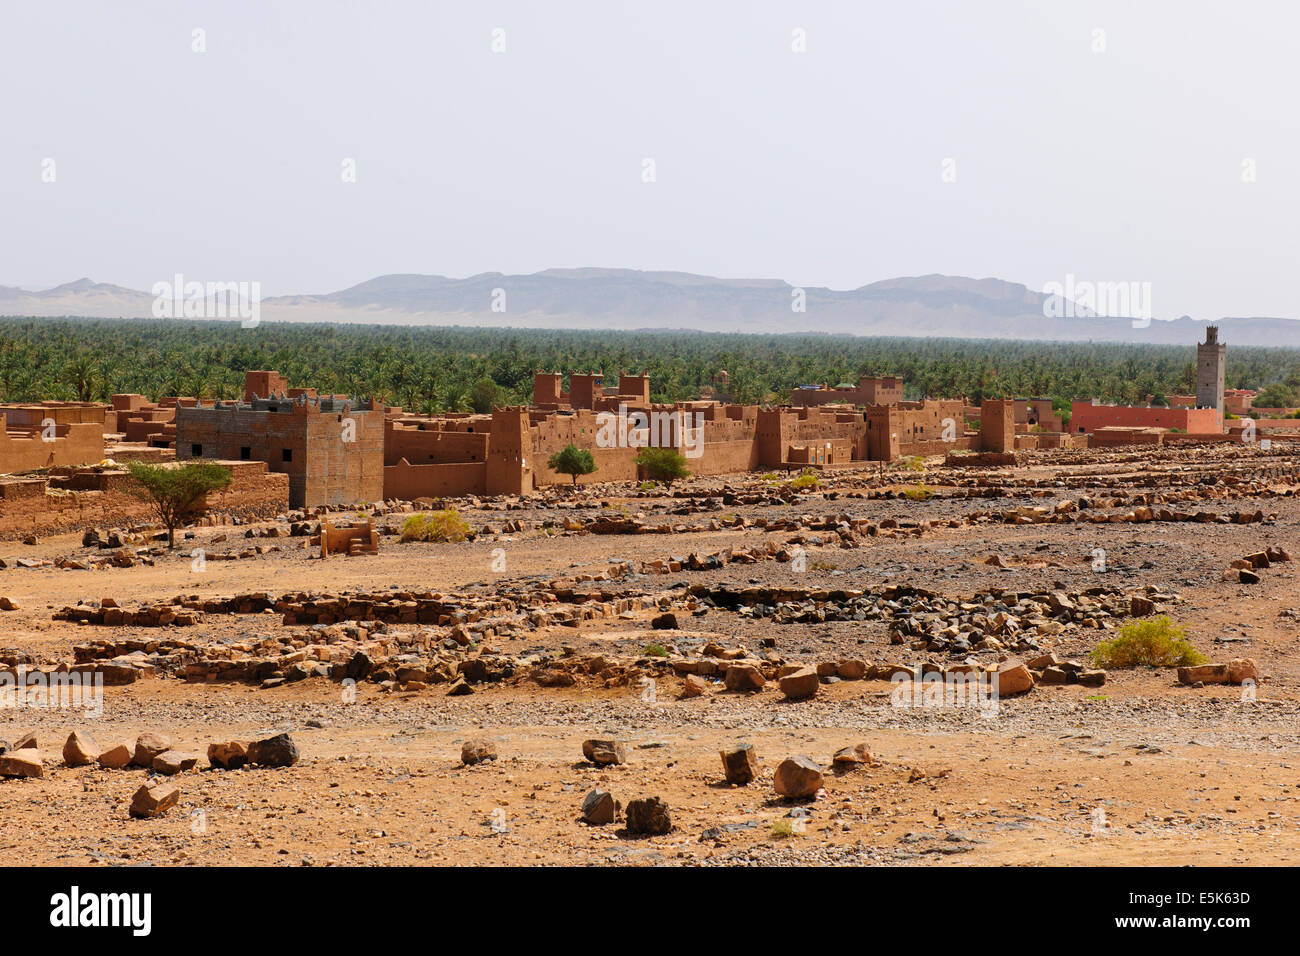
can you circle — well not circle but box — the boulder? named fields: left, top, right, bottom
left=774, top=755, right=824, bottom=798
left=62, top=731, right=99, bottom=767
left=129, top=781, right=179, bottom=819
left=836, top=660, right=871, bottom=680
left=245, top=733, right=299, bottom=767
left=132, top=733, right=172, bottom=768
left=723, top=663, right=765, bottom=692
left=0, top=749, right=42, bottom=778
left=779, top=666, right=819, bottom=700
left=625, top=797, right=672, bottom=835
left=995, top=660, right=1034, bottom=697
left=581, top=739, right=627, bottom=766
left=14, top=732, right=38, bottom=750
left=207, top=741, right=248, bottom=770
left=580, top=788, right=618, bottom=825
left=461, top=739, right=497, bottom=765
left=1130, top=596, right=1156, bottom=617
left=650, top=612, right=678, bottom=630
left=1228, top=658, right=1260, bottom=684
left=680, top=674, right=706, bottom=699
left=719, top=743, right=759, bottom=785
left=832, top=743, right=873, bottom=766
left=152, top=750, right=199, bottom=775
left=97, top=742, right=133, bottom=769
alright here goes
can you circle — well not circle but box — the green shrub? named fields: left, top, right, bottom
left=788, top=468, right=818, bottom=490
left=641, top=642, right=669, bottom=658
left=1091, top=616, right=1207, bottom=668
left=399, top=509, right=470, bottom=543
left=636, top=447, right=690, bottom=485
left=548, top=444, right=597, bottom=484
left=902, top=482, right=933, bottom=500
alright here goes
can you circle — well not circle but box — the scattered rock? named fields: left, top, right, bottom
left=582, top=739, right=627, bottom=766
left=62, top=731, right=99, bottom=767
left=152, top=750, right=199, bottom=775
left=680, top=674, right=706, bottom=699
left=132, top=733, right=172, bottom=768
left=774, top=755, right=824, bottom=798
left=720, top=743, right=759, bottom=784
left=625, top=796, right=672, bottom=835
left=461, top=739, right=497, bottom=765
left=995, top=660, right=1035, bottom=697
left=0, top=749, right=42, bottom=778
left=723, top=662, right=765, bottom=692
left=580, top=788, right=618, bottom=825
left=97, top=742, right=134, bottom=769
left=207, top=741, right=248, bottom=770
left=129, top=781, right=180, bottom=819
left=779, top=666, right=819, bottom=700
left=832, top=743, right=873, bottom=766
left=245, top=733, right=299, bottom=767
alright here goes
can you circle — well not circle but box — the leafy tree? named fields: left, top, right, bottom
left=469, top=376, right=501, bottom=414
left=1254, top=383, right=1297, bottom=408
left=126, top=461, right=232, bottom=548
left=635, top=447, right=690, bottom=485
left=547, top=444, right=597, bottom=484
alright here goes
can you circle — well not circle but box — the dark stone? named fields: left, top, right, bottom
left=625, top=797, right=672, bottom=835
left=245, top=733, right=299, bottom=768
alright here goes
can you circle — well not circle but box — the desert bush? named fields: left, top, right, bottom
left=400, top=509, right=470, bottom=543
left=902, top=482, right=933, bottom=500
left=1090, top=616, right=1207, bottom=668
left=636, top=447, right=690, bottom=485
left=788, top=468, right=818, bottom=489
left=641, top=642, right=669, bottom=658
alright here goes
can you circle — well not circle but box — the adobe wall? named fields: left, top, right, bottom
left=384, top=420, right=489, bottom=466
left=0, top=460, right=288, bottom=540
left=383, top=460, right=487, bottom=499
left=0, top=417, right=105, bottom=473
left=1071, top=402, right=1223, bottom=434
left=0, top=402, right=107, bottom=427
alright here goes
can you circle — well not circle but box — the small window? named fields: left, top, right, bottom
left=240, top=447, right=251, bottom=460
left=191, top=444, right=202, bottom=456
left=282, top=448, right=292, bottom=462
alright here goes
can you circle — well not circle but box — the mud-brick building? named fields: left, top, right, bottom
left=789, top=376, right=905, bottom=408
left=0, top=402, right=106, bottom=473
left=176, top=373, right=384, bottom=509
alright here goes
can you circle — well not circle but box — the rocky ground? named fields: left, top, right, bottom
left=1, top=443, right=1299, bottom=866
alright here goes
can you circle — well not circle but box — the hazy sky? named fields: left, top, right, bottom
left=2, top=0, right=1298, bottom=322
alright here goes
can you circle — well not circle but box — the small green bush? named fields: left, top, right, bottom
left=641, top=642, right=669, bottom=658
left=1091, top=616, right=1207, bottom=668
left=788, top=468, right=818, bottom=489
left=400, top=509, right=470, bottom=543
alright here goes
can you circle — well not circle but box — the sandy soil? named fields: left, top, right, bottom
left=2, top=446, right=1298, bottom=866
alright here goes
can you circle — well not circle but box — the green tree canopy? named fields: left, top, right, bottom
left=126, top=461, right=232, bottom=548
left=635, top=447, right=690, bottom=485
left=547, top=444, right=597, bottom=484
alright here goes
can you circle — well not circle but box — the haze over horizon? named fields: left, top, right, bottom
left=3, top=1, right=1299, bottom=326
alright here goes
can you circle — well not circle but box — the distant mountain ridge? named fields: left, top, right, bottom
left=2, top=269, right=1298, bottom=346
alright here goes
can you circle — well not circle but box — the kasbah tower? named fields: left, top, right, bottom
left=1197, top=325, right=1227, bottom=416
